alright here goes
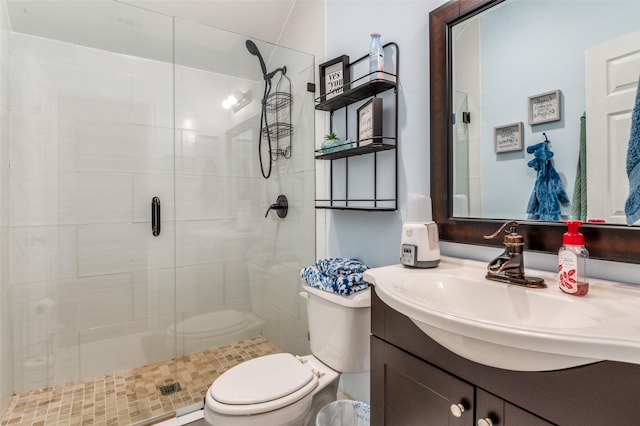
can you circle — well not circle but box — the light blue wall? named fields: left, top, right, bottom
left=325, top=0, right=448, bottom=403
left=479, top=0, right=640, bottom=218
left=325, top=0, right=444, bottom=268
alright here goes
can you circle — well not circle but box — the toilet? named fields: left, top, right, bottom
left=203, top=284, right=371, bottom=425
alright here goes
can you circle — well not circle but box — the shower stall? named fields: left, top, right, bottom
left=1, top=0, right=315, bottom=419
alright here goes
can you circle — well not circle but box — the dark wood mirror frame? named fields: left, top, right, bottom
left=429, top=0, right=640, bottom=264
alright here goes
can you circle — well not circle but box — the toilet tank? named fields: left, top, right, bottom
left=301, top=285, right=371, bottom=374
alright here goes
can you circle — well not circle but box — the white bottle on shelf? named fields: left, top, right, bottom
left=369, top=32, right=384, bottom=80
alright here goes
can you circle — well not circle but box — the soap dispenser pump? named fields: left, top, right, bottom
left=558, top=220, right=589, bottom=296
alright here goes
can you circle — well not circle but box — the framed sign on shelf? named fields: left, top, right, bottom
left=494, top=122, right=523, bottom=153
left=319, top=55, right=350, bottom=102
left=357, top=97, right=383, bottom=145
left=528, top=89, right=561, bottom=125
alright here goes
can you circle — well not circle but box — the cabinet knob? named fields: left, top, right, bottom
left=477, top=418, right=493, bottom=426
left=450, top=403, right=465, bottom=417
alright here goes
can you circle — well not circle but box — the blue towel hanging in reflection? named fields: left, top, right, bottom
left=624, top=79, right=640, bottom=225
left=526, top=139, right=570, bottom=221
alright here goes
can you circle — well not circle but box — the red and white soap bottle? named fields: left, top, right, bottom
left=558, top=220, right=589, bottom=296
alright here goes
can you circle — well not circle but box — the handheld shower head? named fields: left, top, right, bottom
left=246, top=39, right=267, bottom=79
left=245, top=39, right=260, bottom=56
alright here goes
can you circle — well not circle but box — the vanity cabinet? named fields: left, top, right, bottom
left=372, top=338, right=474, bottom=425
left=371, top=289, right=640, bottom=425
left=372, top=338, right=552, bottom=426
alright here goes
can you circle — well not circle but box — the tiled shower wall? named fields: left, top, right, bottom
left=0, top=0, right=12, bottom=414
left=8, top=17, right=314, bottom=395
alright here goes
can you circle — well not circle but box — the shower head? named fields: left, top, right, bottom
left=245, top=39, right=260, bottom=56
left=246, top=39, right=267, bottom=79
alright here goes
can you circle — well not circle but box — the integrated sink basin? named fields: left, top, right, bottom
left=364, top=256, right=640, bottom=371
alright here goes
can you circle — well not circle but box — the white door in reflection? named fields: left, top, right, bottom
left=586, top=30, right=640, bottom=224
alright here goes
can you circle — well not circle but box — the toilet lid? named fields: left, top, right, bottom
left=210, top=353, right=316, bottom=406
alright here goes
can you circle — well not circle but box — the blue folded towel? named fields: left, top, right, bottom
left=316, top=257, right=368, bottom=276
left=526, top=140, right=570, bottom=221
left=625, top=79, right=640, bottom=225
left=301, top=258, right=369, bottom=295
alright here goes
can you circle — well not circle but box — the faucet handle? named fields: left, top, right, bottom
left=265, top=194, right=288, bottom=218
left=483, top=220, right=520, bottom=240
left=484, top=221, right=545, bottom=288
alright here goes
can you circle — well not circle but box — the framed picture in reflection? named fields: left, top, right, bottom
left=494, top=122, right=523, bottom=153
left=528, top=90, right=561, bottom=125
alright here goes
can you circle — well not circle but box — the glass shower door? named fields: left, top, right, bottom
left=8, top=0, right=179, bottom=410
left=171, top=16, right=316, bottom=384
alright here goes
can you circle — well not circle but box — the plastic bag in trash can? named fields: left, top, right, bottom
left=316, top=400, right=370, bottom=426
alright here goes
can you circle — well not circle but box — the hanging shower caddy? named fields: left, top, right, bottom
left=263, top=74, right=293, bottom=160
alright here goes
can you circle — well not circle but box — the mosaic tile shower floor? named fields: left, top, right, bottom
left=1, top=336, right=279, bottom=426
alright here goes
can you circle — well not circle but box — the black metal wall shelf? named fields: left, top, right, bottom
left=314, top=42, right=399, bottom=212
left=315, top=204, right=396, bottom=212
left=314, top=139, right=396, bottom=160
left=315, top=78, right=396, bottom=111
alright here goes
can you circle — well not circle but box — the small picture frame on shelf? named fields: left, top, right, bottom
left=494, top=122, right=523, bottom=153
left=528, top=89, right=561, bottom=125
left=319, top=55, right=350, bottom=102
left=357, top=98, right=383, bottom=145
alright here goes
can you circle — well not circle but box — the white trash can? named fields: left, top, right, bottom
left=316, top=400, right=370, bottom=426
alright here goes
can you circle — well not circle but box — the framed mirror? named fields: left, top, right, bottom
left=430, top=0, right=640, bottom=263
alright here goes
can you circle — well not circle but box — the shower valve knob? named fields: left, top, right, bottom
left=265, top=194, right=288, bottom=218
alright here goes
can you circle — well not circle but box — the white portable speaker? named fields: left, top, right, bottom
left=400, top=194, right=440, bottom=268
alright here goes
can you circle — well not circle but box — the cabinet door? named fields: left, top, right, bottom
left=476, top=389, right=555, bottom=426
left=372, top=337, right=474, bottom=425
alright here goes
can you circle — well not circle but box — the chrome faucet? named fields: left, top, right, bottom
left=483, top=221, right=546, bottom=288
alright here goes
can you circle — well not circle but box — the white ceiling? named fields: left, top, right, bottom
left=7, top=0, right=303, bottom=55
left=118, top=0, right=297, bottom=45
left=6, top=0, right=307, bottom=77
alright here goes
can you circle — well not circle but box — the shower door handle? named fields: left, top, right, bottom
left=151, top=197, right=161, bottom=236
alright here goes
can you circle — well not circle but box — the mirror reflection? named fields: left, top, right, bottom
left=451, top=0, right=640, bottom=225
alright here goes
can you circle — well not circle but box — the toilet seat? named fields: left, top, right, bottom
left=208, top=353, right=319, bottom=416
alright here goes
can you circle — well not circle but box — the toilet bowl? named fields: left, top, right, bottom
left=203, top=285, right=371, bottom=425
left=167, top=310, right=264, bottom=355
